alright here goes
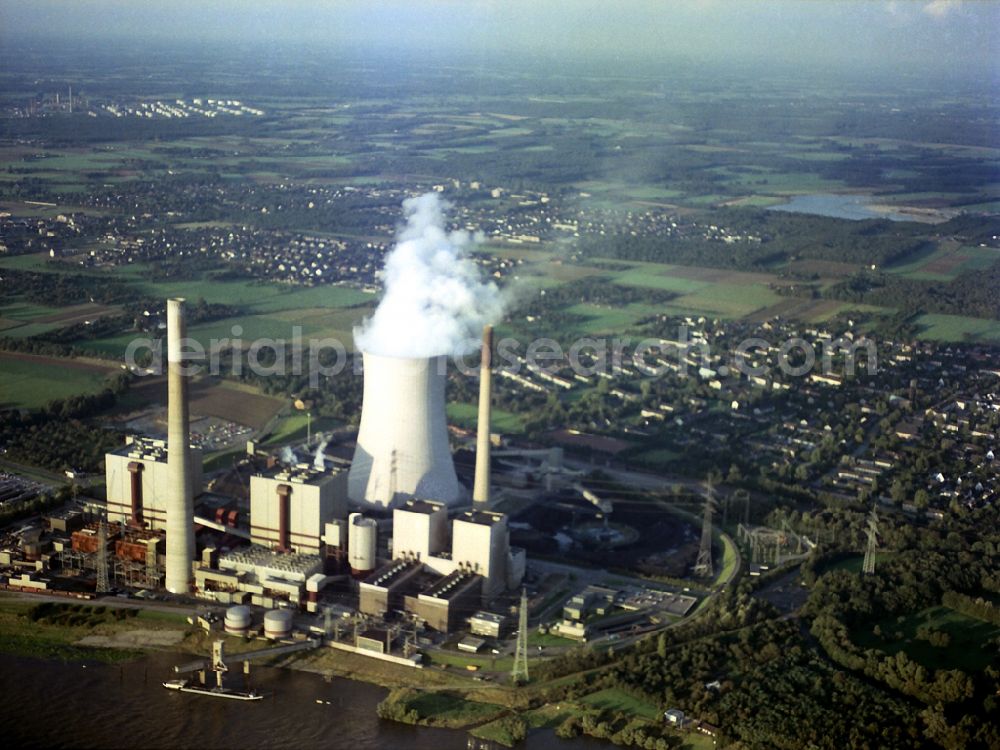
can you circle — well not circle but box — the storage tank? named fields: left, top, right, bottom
left=347, top=352, right=461, bottom=509
left=347, top=512, right=377, bottom=576
left=263, top=609, right=293, bottom=640
left=224, top=605, right=252, bottom=635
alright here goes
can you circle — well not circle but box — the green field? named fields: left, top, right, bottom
left=668, top=283, right=782, bottom=318
left=0, top=354, right=116, bottom=409
left=447, top=401, right=526, bottom=434
left=612, top=267, right=709, bottom=293
left=564, top=302, right=660, bottom=335
left=579, top=687, right=663, bottom=721
left=888, top=243, right=999, bottom=282
left=261, top=413, right=341, bottom=446
left=854, top=605, right=1000, bottom=672
left=913, top=314, right=1000, bottom=342
left=527, top=630, right=577, bottom=647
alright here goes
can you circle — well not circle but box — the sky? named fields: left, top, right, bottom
left=1, top=1, right=998, bottom=79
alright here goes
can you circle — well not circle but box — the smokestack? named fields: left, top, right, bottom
left=348, top=351, right=461, bottom=510
left=165, top=298, right=194, bottom=594
left=473, top=326, right=493, bottom=507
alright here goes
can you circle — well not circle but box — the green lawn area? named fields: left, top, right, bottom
left=422, top=648, right=514, bottom=672
left=579, top=687, right=663, bottom=721
left=446, top=401, right=525, bottom=434
left=0, top=252, right=62, bottom=272
left=79, top=306, right=368, bottom=358
left=405, top=692, right=502, bottom=726
left=612, top=267, right=709, bottom=293
left=714, top=534, right=739, bottom=587
left=913, top=314, right=1000, bottom=343
left=669, top=283, right=781, bottom=318
left=564, top=302, right=660, bottom=334
left=853, top=605, right=1000, bottom=672
left=132, top=275, right=373, bottom=313
left=261, top=413, right=341, bottom=446
left=527, top=630, right=577, bottom=648
left=0, top=354, right=117, bottom=409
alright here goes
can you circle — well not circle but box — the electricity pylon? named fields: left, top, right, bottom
left=96, top=516, right=110, bottom=594
left=693, top=479, right=716, bottom=579
left=862, top=506, right=879, bottom=575
left=511, top=588, right=529, bottom=684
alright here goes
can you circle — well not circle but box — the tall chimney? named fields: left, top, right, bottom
left=473, top=326, right=493, bottom=507
left=165, top=298, right=194, bottom=594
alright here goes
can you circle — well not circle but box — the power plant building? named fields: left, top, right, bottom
left=249, top=466, right=347, bottom=555
left=451, top=510, right=512, bottom=601
left=392, top=499, right=448, bottom=562
left=105, top=437, right=203, bottom=530
left=404, top=569, right=483, bottom=633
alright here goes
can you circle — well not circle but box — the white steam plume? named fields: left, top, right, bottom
left=353, top=193, right=505, bottom=358
left=280, top=446, right=296, bottom=465
left=313, top=440, right=328, bottom=471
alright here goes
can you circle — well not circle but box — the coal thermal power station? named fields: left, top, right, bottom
left=348, top=351, right=462, bottom=510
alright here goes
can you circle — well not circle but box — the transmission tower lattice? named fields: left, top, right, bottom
left=95, top=516, right=110, bottom=593
left=862, top=507, right=879, bottom=575
left=511, top=588, right=530, bottom=684
left=693, top=480, right=716, bottom=579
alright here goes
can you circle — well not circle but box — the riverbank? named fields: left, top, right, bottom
left=0, top=593, right=704, bottom=749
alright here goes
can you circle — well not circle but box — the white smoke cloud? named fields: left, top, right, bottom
left=353, top=192, right=505, bottom=358
left=313, top=440, right=328, bottom=471
left=280, top=446, right=296, bottom=465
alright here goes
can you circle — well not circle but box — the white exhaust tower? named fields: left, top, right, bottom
left=165, top=298, right=195, bottom=593
left=348, top=351, right=461, bottom=510
left=473, top=325, right=493, bottom=508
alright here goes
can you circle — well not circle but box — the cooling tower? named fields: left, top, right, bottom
left=348, top=351, right=462, bottom=510
left=473, top=326, right=493, bottom=507
left=164, top=298, right=195, bottom=594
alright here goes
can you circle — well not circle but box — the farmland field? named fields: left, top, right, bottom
left=0, top=352, right=118, bottom=409
left=887, top=242, right=999, bottom=282
left=126, top=377, right=285, bottom=431
left=913, top=314, right=1000, bottom=343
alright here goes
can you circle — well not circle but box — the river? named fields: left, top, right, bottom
left=0, top=652, right=610, bottom=749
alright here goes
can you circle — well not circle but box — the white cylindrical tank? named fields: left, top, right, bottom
left=348, top=352, right=461, bottom=509
left=224, top=605, right=252, bottom=635
left=263, top=609, right=293, bottom=640
left=347, top=512, right=377, bottom=575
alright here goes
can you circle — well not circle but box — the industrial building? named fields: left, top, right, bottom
left=105, top=437, right=203, bottom=530
left=404, top=569, right=483, bottom=633
left=249, top=465, right=347, bottom=554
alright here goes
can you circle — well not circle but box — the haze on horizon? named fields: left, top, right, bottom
left=1, top=0, right=998, bottom=83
